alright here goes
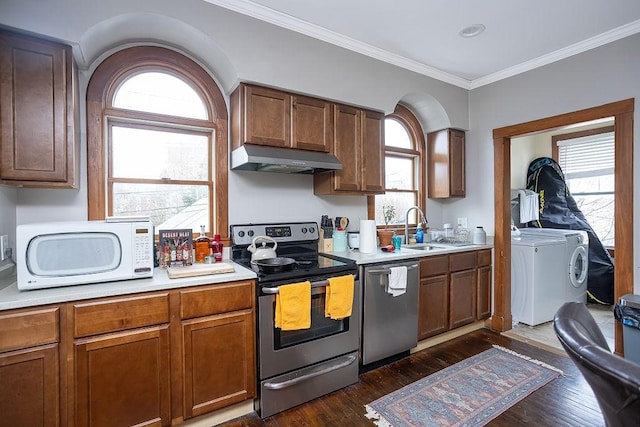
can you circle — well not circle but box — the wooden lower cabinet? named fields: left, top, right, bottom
left=0, top=344, right=59, bottom=427
left=476, top=249, right=493, bottom=320
left=418, top=274, right=449, bottom=340
left=0, top=306, right=60, bottom=427
left=180, top=280, right=256, bottom=420
left=418, top=250, right=492, bottom=340
left=418, top=255, right=449, bottom=340
left=182, top=310, right=255, bottom=418
left=74, top=326, right=171, bottom=427
left=64, top=281, right=254, bottom=426
left=449, top=269, right=477, bottom=329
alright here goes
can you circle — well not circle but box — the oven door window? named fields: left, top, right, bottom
left=274, top=287, right=349, bottom=349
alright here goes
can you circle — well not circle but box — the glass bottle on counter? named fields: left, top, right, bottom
left=211, top=233, right=223, bottom=262
left=194, top=225, right=211, bottom=263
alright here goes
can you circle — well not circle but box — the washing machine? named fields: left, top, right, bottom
left=518, top=228, right=589, bottom=303
left=511, top=233, right=568, bottom=326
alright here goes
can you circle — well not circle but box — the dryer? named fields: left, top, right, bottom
left=519, top=228, right=588, bottom=304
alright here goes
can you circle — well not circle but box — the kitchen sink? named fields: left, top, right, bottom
left=401, top=243, right=447, bottom=251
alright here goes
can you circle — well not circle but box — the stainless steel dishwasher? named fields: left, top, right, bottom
left=361, top=259, right=420, bottom=365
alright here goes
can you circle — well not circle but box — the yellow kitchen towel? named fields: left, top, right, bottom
left=325, top=275, right=354, bottom=320
left=275, top=281, right=311, bottom=330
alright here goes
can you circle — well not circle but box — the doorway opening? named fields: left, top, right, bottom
left=491, top=99, right=634, bottom=355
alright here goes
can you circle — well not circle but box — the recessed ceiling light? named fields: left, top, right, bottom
left=459, top=24, right=486, bottom=38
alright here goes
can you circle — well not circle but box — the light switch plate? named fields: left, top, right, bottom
left=0, top=235, right=8, bottom=261
left=457, top=217, right=468, bottom=229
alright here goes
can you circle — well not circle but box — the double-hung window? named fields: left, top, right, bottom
left=554, top=126, right=615, bottom=246
left=86, top=47, right=229, bottom=238
left=372, top=105, right=425, bottom=228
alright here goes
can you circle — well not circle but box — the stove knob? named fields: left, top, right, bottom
left=309, top=226, right=315, bottom=234
left=301, top=227, right=307, bottom=233
left=238, top=231, right=245, bottom=238
left=247, top=230, right=254, bottom=237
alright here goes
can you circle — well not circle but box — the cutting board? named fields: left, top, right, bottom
left=166, top=262, right=235, bottom=279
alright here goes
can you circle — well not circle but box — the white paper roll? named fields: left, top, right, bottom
left=359, top=220, right=377, bottom=254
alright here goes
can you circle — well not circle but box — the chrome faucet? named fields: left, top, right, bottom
left=405, top=206, right=428, bottom=244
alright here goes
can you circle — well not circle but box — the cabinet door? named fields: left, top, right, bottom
left=243, top=85, right=291, bottom=147
left=0, top=345, right=59, bottom=427
left=449, top=129, right=466, bottom=197
left=418, top=275, right=449, bottom=340
left=182, top=310, right=255, bottom=418
left=0, top=30, right=77, bottom=187
left=74, top=326, right=171, bottom=427
left=292, top=95, right=332, bottom=152
left=427, top=128, right=465, bottom=198
left=331, top=104, right=361, bottom=191
left=449, top=269, right=476, bottom=329
left=477, top=265, right=492, bottom=320
left=361, top=109, right=385, bottom=193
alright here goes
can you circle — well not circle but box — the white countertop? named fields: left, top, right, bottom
left=0, top=261, right=257, bottom=311
left=325, top=239, right=494, bottom=265
left=0, top=239, right=494, bottom=311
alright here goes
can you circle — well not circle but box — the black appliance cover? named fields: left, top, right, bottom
left=526, top=157, right=614, bottom=304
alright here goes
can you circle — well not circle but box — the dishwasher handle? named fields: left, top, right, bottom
left=366, top=263, right=419, bottom=276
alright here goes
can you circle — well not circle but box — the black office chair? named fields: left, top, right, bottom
left=554, top=302, right=640, bottom=426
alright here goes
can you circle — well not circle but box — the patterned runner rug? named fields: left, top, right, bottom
left=365, top=345, right=562, bottom=426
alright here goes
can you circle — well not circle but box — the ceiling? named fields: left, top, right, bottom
left=205, top=0, right=640, bottom=89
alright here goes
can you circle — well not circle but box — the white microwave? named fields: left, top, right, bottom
left=16, top=219, right=155, bottom=290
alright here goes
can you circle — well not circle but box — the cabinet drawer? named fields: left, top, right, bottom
left=477, top=249, right=492, bottom=267
left=449, top=251, right=476, bottom=272
left=73, top=293, right=169, bottom=338
left=180, top=280, right=254, bottom=320
left=420, top=255, right=449, bottom=277
left=0, top=307, right=59, bottom=352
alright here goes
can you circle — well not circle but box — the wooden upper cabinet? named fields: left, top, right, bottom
left=314, top=105, right=384, bottom=195
left=330, top=104, right=361, bottom=192
left=292, top=95, right=332, bottom=152
left=361, top=110, right=385, bottom=193
left=231, top=83, right=330, bottom=152
left=0, top=29, right=78, bottom=188
left=427, top=128, right=465, bottom=198
left=239, top=84, right=291, bottom=148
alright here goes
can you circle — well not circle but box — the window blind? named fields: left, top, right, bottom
left=557, top=132, right=614, bottom=179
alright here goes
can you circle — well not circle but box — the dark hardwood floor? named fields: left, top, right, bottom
left=221, top=329, right=604, bottom=426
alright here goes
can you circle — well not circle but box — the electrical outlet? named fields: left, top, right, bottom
left=457, top=217, right=468, bottom=229
left=0, top=235, right=8, bottom=261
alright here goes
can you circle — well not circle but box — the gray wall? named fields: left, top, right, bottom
left=1, top=1, right=639, bottom=290
left=1, top=0, right=467, bottom=233
left=0, top=187, right=16, bottom=261
left=468, top=34, right=640, bottom=291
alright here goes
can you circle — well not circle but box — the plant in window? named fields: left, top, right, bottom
left=382, top=204, right=397, bottom=229
left=377, top=203, right=398, bottom=247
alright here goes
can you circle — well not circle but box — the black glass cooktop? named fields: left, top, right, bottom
left=235, top=253, right=356, bottom=285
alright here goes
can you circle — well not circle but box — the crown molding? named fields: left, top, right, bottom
left=203, top=0, right=471, bottom=89
left=205, top=1, right=640, bottom=91
left=470, top=19, right=640, bottom=89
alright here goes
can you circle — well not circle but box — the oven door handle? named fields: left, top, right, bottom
left=261, top=274, right=357, bottom=295
left=262, top=353, right=357, bottom=390
left=366, top=263, right=419, bottom=276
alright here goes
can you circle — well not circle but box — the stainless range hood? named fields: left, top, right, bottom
left=231, top=144, right=342, bottom=174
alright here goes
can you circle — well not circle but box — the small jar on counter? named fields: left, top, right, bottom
left=473, top=226, right=487, bottom=244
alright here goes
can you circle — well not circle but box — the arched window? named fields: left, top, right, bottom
left=86, top=46, right=229, bottom=241
left=370, top=104, right=425, bottom=229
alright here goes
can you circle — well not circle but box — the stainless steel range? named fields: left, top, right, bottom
left=231, top=221, right=360, bottom=418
